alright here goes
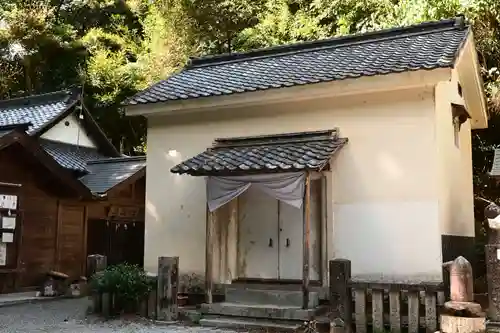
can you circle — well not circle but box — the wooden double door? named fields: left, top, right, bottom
left=238, top=180, right=322, bottom=281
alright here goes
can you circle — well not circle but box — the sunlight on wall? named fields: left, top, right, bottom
left=377, top=152, right=404, bottom=180
left=146, top=200, right=159, bottom=222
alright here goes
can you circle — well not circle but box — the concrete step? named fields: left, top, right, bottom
left=226, top=287, right=319, bottom=308
left=201, top=302, right=319, bottom=321
left=199, top=315, right=302, bottom=331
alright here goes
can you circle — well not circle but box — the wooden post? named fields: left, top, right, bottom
left=389, top=289, right=401, bottom=333
left=156, top=256, right=179, bottom=321
left=302, top=172, right=311, bottom=309
left=206, top=206, right=215, bottom=304
left=227, top=199, right=238, bottom=282
left=425, top=291, right=437, bottom=333
left=372, top=289, right=384, bottom=332
left=354, top=288, right=367, bottom=333
left=407, top=291, right=420, bottom=333
left=329, top=259, right=352, bottom=332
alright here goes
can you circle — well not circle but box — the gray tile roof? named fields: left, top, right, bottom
left=0, top=90, right=78, bottom=134
left=40, top=139, right=105, bottom=173
left=80, top=156, right=146, bottom=194
left=126, top=17, right=469, bottom=106
left=171, top=129, right=347, bottom=176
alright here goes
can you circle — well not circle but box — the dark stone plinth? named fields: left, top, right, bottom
left=157, top=256, right=179, bottom=321
left=486, top=244, right=500, bottom=321
left=329, top=259, right=352, bottom=332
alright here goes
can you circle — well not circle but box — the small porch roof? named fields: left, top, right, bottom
left=170, top=129, right=347, bottom=177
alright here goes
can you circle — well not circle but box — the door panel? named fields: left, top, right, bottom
left=278, top=202, right=303, bottom=280
left=278, top=179, right=322, bottom=281
left=238, top=186, right=279, bottom=279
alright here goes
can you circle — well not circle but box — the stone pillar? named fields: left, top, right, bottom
left=486, top=244, right=500, bottom=321
left=157, top=256, right=179, bottom=321
left=86, top=254, right=107, bottom=313
left=485, top=202, right=500, bottom=322
left=329, top=259, right=352, bottom=333
left=86, top=254, right=107, bottom=278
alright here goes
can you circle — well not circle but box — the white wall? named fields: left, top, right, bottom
left=435, top=81, right=475, bottom=238
left=144, top=87, right=444, bottom=281
left=41, top=113, right=96, bottom=148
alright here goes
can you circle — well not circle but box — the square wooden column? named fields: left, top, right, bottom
left=205, top=206, right=216, bottom=304
left=302, top=172, right=311, bottom=309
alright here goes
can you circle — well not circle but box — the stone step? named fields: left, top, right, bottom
left=226, top=287, right=319, bottom=308
left=199, top=315, right=302, bottom=331
left=201, top=302, right=319, bottom=321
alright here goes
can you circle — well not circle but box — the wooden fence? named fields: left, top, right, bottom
left=330, top=259, right=445, bottom=333
left=87, top=255, right=177, bottom=321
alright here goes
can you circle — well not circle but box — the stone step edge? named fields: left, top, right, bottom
left=200, top=302, right=319, bottom=321
left=199, top=317, right=301, bottom=331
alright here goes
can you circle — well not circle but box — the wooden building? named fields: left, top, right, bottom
left=0, top=89, right=146, bottom=293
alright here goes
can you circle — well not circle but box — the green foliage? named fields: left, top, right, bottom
left=91, top=263, right=153, bottom=302
left=1, top=0, right=500, bottom=227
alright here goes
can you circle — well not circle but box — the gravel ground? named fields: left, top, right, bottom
left=0, top=298, right=237, bottom=333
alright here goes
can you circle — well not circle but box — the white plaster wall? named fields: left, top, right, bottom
left=41, top=113, right=96, bottom=148
left=435, top=81, right=475, bottom=238
left=144, top=87, right=444, bottom=280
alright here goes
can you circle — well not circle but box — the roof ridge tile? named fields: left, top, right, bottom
left=187, top=18, right=464, bottom=69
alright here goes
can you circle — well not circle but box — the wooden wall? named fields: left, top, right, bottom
left=0, top=147, right=60, bottom=289
left=0, top=146, right=146, bottom=292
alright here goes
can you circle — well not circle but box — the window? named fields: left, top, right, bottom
left=451, top=103, right=469, bottom=149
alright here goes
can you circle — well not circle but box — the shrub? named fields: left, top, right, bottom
left=91, top=263, right=152, bottom=304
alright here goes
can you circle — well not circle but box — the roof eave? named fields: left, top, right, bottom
left=125, top=68, right=452, bottom=118
left=453, top=31, right=488, bottom=129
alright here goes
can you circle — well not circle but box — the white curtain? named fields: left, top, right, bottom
left=206, top=172, right=306, bottom=212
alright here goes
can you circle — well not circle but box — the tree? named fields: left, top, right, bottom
left=181, top=0, right=266, bottom=54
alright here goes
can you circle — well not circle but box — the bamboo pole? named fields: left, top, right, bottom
left=302, top=172, right=311, bottom=309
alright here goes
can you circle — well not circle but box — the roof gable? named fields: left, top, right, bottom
left=126, top=17, right=470, bottom=106
left=0, top=89, right=120, bottom=157
left=0, top=129, right=91, bottom=198
left=0, top=90, right=78, bottom=134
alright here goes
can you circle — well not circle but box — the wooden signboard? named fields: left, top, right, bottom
left=107, top=206, right=141, bottom=220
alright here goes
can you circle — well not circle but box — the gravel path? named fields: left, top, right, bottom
left=0, top=298, right=237, bottom=333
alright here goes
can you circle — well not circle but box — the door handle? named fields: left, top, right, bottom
left=269, top=238, right=273, bottom=247
left=286, top=238, right=290, bottom=247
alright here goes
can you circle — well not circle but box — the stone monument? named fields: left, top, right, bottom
left=485, top=201, right=500, bottom=324
left=441, top=256, right=485, bottom=333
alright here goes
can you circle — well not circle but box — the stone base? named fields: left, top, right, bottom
left=440, top=314, right=486, bottom=333
left=443, top=301, right=484, bottom=317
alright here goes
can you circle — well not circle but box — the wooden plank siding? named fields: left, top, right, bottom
left=0, top=147, right=145, bottom=292
left=56, top=205, right=86, bottom=279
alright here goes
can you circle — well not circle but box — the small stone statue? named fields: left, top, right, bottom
left=443, top=256, right=473, bottom=303
left=442, top=256, right=483, bottom=318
